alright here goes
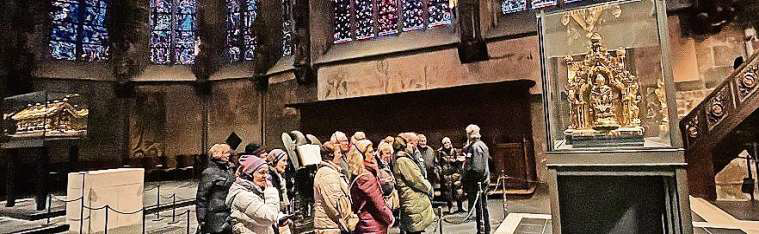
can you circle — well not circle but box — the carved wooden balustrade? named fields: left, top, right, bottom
left=679, top=50, right=759, bottom=199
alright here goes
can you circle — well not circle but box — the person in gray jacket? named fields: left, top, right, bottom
left=463, top=124, right=491, bottom=234
left=196, top=144, right=235, bottom=234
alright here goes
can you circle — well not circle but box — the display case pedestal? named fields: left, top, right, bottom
left=547, top=151, right=692, bottom=233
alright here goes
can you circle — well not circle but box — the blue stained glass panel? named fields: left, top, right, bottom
left=402, top=0, right=424, bottom=31
left=50, top=41, right=77, bottom=60
left=243, top=47, right=255, bottom=61
left=51, top=2, right=80, bottom=23
left=428, top=0, right=452, bottom=27
left=84, top=7, right=106, bottom=25
left=175, top=47, right=195, bottom=64
left=531, top=0, right=557, bottom=9
left=151, top=47, right=171, bottom=64
left=151, top=0, right=173, bottom=13
left=227, top=47, right=241, bottom=61
left=52, top=24, right=78, bottom=41
left=178, top=0, right=196, bottom=14
left=377, top=0, right=399, bottom=36
left=176, top=15, right=194, bottom=31
left=227, top=0, right=241, bottom=12
left=82, top=44, right=109, bottom=61
left=175, top=31, right=195, bottom=46
left=82, top=26, right=108, bottom=44
left=354, top=0, right=374, bottom=40
left=246, top=0, right=257, bottom=11
left=150, top=31, right=171, bottom=47
left=153, top=14, right=172, bottom=30
left=333, top=0, right=352, bottom=43
left=227, top=13, right=241, bottom=32
left=501, top=0, right=527, bottom=14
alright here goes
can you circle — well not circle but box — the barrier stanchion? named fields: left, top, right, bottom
left=80, top=172, right=86, bottom=234
left=172, top=194, right=177, bottom=223
left=47, top=194, right=52, bottom=225
left=142, top=210, right=146, bottom=234
left=153, top=184, right=161, bottom=221
left=186, top=210, right=191, bottom=234
left=104, top=206, right=109, bottom=234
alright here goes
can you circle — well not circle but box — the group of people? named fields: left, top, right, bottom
left=195, top=124, right=491, bottom=234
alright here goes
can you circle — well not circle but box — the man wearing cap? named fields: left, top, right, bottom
left=197, top=144, right=235, bottom=234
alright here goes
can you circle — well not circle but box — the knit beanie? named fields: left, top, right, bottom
left=268, top=149, right=287, bottom=164
left=241, top=156, right=267, bottom=175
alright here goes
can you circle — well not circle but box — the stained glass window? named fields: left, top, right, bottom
left=333, top=0, right=352, bottom=43
left=501, top=0, right=528, bottom=14
left=427, top=0, right=452, bottom=28
left=355, top=0, right=375, bottom=39
left=225, top=0, right=257, bottom=62
left=402, top=0, right=425, bottom=31
left=531, top=0, right=557, bottom=9
left=281, top=0, right=294, bottom=56
left=334, top=0, right=452, bottom=44
left=150, top=0, right=197, bottom=64
left=50, top=0, right=110, bottom=61
left=377, top=0, right=399, bottom=36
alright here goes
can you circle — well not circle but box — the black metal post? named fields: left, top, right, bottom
left=5, top=149, right=17, bottom=207
left=47, top=194, right=52, bottom=224
left=35, top=147, right=49, bottom=211
left=80, top=172, right=86, bottom=234
left=154, top=184, right=161, bottom=220
left=104, top=206, right=109, bottom=234
left=172, top=194, right=176, bottom=223
left=186, top=210, right=191, bottom=234
left=142, top=209, right=146, bottom=234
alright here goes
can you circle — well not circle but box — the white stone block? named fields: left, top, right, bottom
left=66, top=168, right=144, bottom=233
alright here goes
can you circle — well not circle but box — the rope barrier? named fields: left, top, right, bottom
left=49, top=195, right=84, bottom=203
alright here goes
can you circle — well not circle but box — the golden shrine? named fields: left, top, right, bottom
left=562, top=33, right=644, bottom=147
left=4, top=95, right=88, bottom=138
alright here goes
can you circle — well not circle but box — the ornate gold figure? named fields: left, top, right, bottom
left=563, top=34, right=644, bottom=144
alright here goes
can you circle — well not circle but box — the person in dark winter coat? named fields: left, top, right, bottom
left=197, top=144, right=236, bottom=234
left=437, top=137, right=465, bottom=214
left=348, top=140, right=395, bottom=234
left=417, top=134, right=439, bottom=190
left=463, top=124, right=491, bottom=234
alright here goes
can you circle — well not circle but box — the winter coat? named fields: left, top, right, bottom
left=437, top=147, right=465, bottom=201
left=269, top=168, right=291, bottom=234
left=464, top=139, right=491, bottom=183
left=419, top=146, right=438, bottom=184
left=350, top=161, right=395, bottom=234
left=226, top=179, right=280, bottom=234
left=313, top=161, right=359, bottom=234
left=196, top=159, right=235, bottom=233
left=393, top=151, right=435, bottom=232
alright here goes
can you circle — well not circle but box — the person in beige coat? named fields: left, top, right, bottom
left=313, top=142, right=359, bottom=234
left=226, top=156, right=288, bottom=234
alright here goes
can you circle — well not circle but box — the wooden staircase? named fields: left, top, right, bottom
left=680, top=51, right=759, bottom=200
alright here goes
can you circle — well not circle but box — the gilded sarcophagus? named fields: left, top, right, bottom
left=3, top=92, right=88, bottom=139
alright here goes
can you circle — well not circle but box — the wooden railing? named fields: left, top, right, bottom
left=680, top=51, right=759, bottom=151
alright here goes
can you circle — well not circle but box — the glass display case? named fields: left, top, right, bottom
left=2, top=91, right=89, bottom=141
left=538, top=0, right=675, bottom=151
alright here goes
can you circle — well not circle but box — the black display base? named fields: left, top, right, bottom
left=568, top=135, right=645, bottom=148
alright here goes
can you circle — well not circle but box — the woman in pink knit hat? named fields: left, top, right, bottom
left=226, top=156, right=289, bottom=234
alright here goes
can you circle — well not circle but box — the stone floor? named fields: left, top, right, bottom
left=1, top=180, right=756, bottom=234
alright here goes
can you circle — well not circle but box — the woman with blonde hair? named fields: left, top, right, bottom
left=196, top=144, right=235, bottom=234
left=347, top=139, right=394, bottom=234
